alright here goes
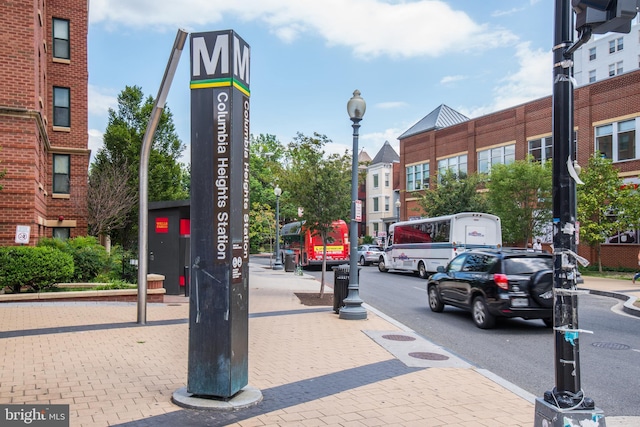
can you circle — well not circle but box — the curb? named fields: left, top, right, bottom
left=581, top=288, right=640, bottom=317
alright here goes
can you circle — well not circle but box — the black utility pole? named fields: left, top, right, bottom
left=535, top=1, right=638, bottom=425
left=551, top=0, right=581, bottom=399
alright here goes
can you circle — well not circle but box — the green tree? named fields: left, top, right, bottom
left=577, top=155, right=630, bottom=272
left=486, top=158, right=552, bottom=246
left=248, top=134, right=291, bottom=252
left=413, top=169, right=488, bottom=218
left=249, top=202, right=275, bottom=254
left=92, top=85, right=188, bottom=249
left=282, top=132, right=351, bottom=297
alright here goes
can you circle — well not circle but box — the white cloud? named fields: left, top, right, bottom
left=88, top=129, right=104, bottom=163
left=88, top=85, right=117, bottom=117
left=440, top=75, right=467, bottom=85
left=491, top=8, right=524, bottom=18
left=89, top=0, right=518, bottom=58
left=361, top=127, right=402, bottom=154
left=461, top=42, right=552, bottom=118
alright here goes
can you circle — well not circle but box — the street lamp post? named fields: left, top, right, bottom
left=273, top=185, right=283, bottom=270
left=340, top=90, right=367, bottom=320
left=395, top=199, right=401, bottom=221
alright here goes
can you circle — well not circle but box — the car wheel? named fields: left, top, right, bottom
left=359, top=256, right=368, bottom=266
left=529, top=270, right=554, bottom=308
left=542, top=318, right=554, bottom=328
left=428, top=285, right=444, bottom=312
left=472, top=296, right=496, bottom=329
left=378, top=257, right=388, bottom=272
left=418, top=262, right=428, bottom=279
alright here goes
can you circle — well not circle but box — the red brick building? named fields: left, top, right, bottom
left=398, top=70, right=640, bottom=269
left=0, top=0, right=89, bottom=246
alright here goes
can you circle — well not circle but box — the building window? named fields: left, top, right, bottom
left=373, top=222, right=379, bottom=234
left=373, top=197, right=379, bottom=212
left=438, top=154, right=467, bottom=182
left=589, top=69, right=596, bottom=83
left=617, top=37, right=624, bottom=51
left=384, top=172, right=390, bottom=187
left=528, top=137, right=553, bottom=163
left=53, top=154, right=70, bottom=194
left=617, top=61, right=623, bottom=75
left=406, top=162, right=429, bottom=191
left=477, top=144, right=515, bottom=174
left=53, top=87, right=70, bottom=127
left=373, top=174, right=379, bottom=189
left=589, top=47, right=596, bottom=61
left=609, top=63, right=615, bottom=77
left=596, top=119, right=637, bottom=162
left=53, top=228, right=70, bottom=240
left=385, top=196, right=390, bottom=212
left=609, top=40, right=616, bottom=53
left=52, top=18, right=70, bottom=60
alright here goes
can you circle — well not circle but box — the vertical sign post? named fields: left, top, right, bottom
left=188, top=30, right=251, bottom=398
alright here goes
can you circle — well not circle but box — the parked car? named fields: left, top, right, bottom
left=357, top=244, right=384, bottom=266
left=426, top=248, right=554, bottom=329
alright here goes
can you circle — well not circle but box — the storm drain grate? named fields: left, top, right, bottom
left=409, top=352, right=449, bottom=361
left=382, top=334, right=416, bottom=342
left=591, top=342, right=630, bottom=350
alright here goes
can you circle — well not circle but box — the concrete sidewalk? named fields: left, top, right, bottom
left=0, top=263, right=638, bottom=427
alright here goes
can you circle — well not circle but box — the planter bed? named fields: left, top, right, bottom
left=0, top=287, right=165, bottom=303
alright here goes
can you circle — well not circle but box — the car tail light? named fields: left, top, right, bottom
left=493, top=273, right=509, bottom=290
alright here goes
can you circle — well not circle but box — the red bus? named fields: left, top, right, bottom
left=280, top=220, right=350, bottom=267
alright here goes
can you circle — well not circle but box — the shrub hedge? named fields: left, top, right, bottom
left=0, top=246, right=74, bottom=293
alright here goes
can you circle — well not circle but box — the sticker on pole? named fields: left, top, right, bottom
left=355, top=200, right=362, bottom=222
left=15, top=225, right=30, bottom=244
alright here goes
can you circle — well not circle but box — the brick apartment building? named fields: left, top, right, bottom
left=0, top=0, right=89, bottom=246
left=398, top=69, right=640, bottom=269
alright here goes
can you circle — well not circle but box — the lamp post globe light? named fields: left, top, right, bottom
left=273, top=185, right=284, bottom=270
left=340, top=90, right=367, bottom=320
left=395, top=199, right=401, bottom=221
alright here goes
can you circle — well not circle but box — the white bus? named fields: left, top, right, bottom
left=378, top=212, right=502, bottom=279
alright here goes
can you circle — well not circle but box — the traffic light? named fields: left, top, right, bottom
left=572, top=0, right=640, bottom=34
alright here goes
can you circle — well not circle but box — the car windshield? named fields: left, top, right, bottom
left=503, top=257, right=553, bottom=275
left=368, top=246, right=383, bottom=251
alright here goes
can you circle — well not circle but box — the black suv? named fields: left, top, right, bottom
left=426, top=248, right=554, bottom=329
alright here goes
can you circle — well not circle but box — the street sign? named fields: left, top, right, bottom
left=355, top=200, right=362, bottom=222
left=15, top=225, right=30, bottom=244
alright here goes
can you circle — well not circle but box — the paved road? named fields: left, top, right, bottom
left=291, top=261, right=640, bottom=417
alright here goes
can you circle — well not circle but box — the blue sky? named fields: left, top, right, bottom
left=87, top=0, right=554, bottom=163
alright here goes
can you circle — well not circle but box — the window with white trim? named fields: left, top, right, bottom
left=528, top=137, right=553, bottom=163
left=373, top=197, right=379, bottom=212
left=589, top=47, right=596, bottom=61
left=385, top=196, right=390, bottom=212
left=596, top=119, right=637, bottom=162
left=477, top=144, right=515, bottom=174
left=609, top=63, right=616, bottom=76
left=437, top=154, right=467, bottom=182
left=384, top=172, right=390, bottom=187
left=373, top=173, right=379, bottom=189
left=589, top=70, right=596, bottom=83
left=406, top=162, right=429, bottom=191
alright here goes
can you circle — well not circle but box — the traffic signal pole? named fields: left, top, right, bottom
left=534, top=1, right=602, bottom=424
